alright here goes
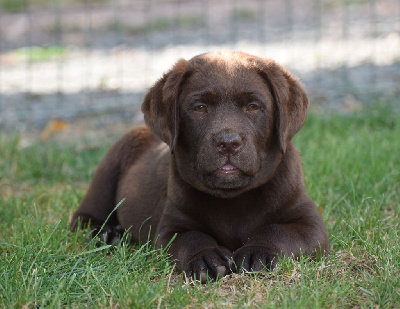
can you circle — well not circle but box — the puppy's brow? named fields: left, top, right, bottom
left=186, top=90, right=216, bottom=103
left=237, top=91, right=267, bottom=106
left=241, top=91, right=265, bottom=100
left=188, top=91, right=206, bottom=99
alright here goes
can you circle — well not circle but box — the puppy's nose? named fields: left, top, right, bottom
left=215, top=132, right=242, bottom=156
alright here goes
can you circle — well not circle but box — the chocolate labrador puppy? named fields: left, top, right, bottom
left=70, top=50, right=329, bottom=282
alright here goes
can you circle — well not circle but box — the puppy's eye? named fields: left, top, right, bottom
left=194, top=105, right=207, bottom=113
left=247, top=103, right=259, bottom=111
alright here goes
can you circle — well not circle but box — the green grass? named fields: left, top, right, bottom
left=117, top=15, right=202, bottom=36
left=231, top=8, right=256, bottom=21
left=11, top=46, right=68, bottom=63
left=1, top=0, right=108, bottom=11
left=1, top=104, right=399, bottom=308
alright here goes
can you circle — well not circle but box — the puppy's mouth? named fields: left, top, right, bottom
left=202, top=163, right=253, bottom=195
left=214, top=164, right=241, bottom=176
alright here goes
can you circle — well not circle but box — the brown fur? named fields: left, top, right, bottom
left=70, top=50, right=329, bottom=282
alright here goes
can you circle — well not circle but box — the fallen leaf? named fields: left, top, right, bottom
left=40, top=119, right=68, bottom=142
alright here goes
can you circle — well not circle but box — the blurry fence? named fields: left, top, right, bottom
left=0, top=0, right=399, bottom=131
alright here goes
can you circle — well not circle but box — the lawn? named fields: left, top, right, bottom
left=0, top=104, right=399, bottom=308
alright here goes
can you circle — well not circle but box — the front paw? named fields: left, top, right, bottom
left=184, top=247, right=233, bottom=283
left=233, top=246, right=277, bottom=272
left=91, top=225, right=124, bottom=246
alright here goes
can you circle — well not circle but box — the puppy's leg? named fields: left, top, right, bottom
left=70, top=127, right=155, bottom=244
left=233, top=199, right=329, bottom=272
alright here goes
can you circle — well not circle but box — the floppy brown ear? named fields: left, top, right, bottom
left=141, top=59, right=188, bottom=151
left=253, top=58, right=309, bottom=153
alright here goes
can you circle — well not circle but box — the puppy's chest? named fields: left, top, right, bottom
left=198, top=202, right=268, bottom=250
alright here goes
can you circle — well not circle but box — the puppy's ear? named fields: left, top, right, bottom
left=141, top=59, right=188, bottom=151
left=253, top=59, right=309, bottom=153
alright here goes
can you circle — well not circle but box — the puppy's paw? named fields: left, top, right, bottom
left=184, top=247, right=233, bottom=283
left=91, top=225, right=124, bottom=246
left=233, top=246, right=277, bottom=272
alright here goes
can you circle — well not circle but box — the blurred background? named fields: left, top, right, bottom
left=0, top=0, right=399, bottom=137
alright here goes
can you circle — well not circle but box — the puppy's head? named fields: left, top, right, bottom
left=142, top=50, right=308, bottom=198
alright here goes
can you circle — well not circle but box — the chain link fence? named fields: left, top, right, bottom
left=1, top=0, right=399, bottom=131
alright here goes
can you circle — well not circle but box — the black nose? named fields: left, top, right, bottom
left=215, top=132, right=242, bottom=156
